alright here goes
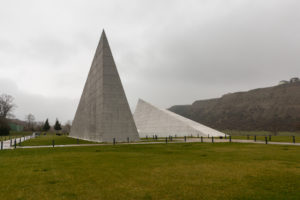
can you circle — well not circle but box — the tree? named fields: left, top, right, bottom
left=0, top=94, right=15, bottom=135
left=270, top=114, right=280, bottom=136
left=295, top=118, right=300, bottom=131
left=54, top=119, right=62, bottom=132
left=25, top=113, right=35, bottom=131
left=43, top=119, right=50, bottom=132
left=0, top=117, right=10, bottom=136
left=0, top=94, right=16, bottom=118
left=35, top=121, right=44, bottom=131
left=62, top=120, right=72, bottom=134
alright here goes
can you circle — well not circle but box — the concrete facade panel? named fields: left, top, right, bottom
left=134, top=99, right=225, bottom=138
left=70, top=31, right=139, bottom=142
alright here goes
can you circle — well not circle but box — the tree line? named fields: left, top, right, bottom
left=0, top=93, right=72, bottom=136
left=23, top=114, right=72, bottom=133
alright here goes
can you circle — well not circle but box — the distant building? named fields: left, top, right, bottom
left=290, top=77, right=300, bottom=83
left=7, top=119, right=25, bottom=132
left=9, top=123, right=24, bottom=132
left=278, top=80, right=289, bottom=85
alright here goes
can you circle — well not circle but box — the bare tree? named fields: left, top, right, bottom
left=25, top=113, right=35, bottom=131
left=35, top=121, right=44, bottom=131
left=0, top=117, right=10, bottom=136
left=62, top=120, right=72, bottom=134
left=0, top=94, right=16, bottom=118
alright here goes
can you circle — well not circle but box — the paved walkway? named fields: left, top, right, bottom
left=1, top=135, right=35, bottom=150
left=2, top=137, right=298, bottom=150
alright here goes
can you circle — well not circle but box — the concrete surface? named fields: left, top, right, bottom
left=133, top=99, right=225, bottom=138
left=70, top=30, right=139, bottom=142
left=1, top=135, right=35, bottom=150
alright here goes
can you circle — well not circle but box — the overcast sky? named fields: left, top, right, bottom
left=0, top=0, right=299, bottom=124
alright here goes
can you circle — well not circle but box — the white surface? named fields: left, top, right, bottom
left=1, top=135, right=35, bottom=150
left=134, top=99, right=226, bottom=138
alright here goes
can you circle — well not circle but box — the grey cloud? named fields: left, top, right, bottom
left=0, top=78, right=76, bottom=124
left=0, top=0, right=299, bottom=121
left=130, top=0, right=300, bottom=106
left=25, top=36, right=78, bottom=66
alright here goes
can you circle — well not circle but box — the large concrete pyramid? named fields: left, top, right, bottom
left=134, top=99, right=225, bottom=138
left=70, top=31, right=139, bottom=142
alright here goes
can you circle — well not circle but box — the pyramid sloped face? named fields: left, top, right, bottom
left=133, top=99, right=225, bottom=137
left=70, top=31, right=139, bottom=142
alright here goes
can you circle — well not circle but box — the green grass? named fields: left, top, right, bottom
left=224, top=130, right=300, bottom=136
left=9, top=131, right=33, bottom=137
left=0, top=131, right=32, bottom=141
left=141, top=135, right=299, bottom=143
left=0, top=143, right=300, bottom=200
left=221, top=131, right=300, bottom=143
left=231, top=135, right=300, bottom=143
left=20, top=135, right=97, bottom=146
left=1, top=132, right=68, bottom=140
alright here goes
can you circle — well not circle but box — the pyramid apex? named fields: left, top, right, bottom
left=137, top=99, right=151, bottom=105
left=138, top=98, right=145, bottom=103
left=135, top=99, right=158, bottom=112
left=100, top=29, right=107, bottom=41
left=94, top=29, right=110, bottom=56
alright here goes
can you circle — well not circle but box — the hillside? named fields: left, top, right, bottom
left=169, top=82, right=300, bottom=131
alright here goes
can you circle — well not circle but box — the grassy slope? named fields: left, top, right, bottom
left=230, top=136, right=300, bottom=143
left=224, top=130, right=300, bottom=136
left=9, top=131, right=33, bottom=137
left=0, top=131, right=32, bottom=141
left=222, top=131, right=300, bottom=143
left=20, top=135, right=97, bottom=146
left=0, top=143, right=300, bottom=200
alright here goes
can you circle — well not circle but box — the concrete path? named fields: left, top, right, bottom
left=4, top=137, right=298, bottom=150
left=1, top=135, right=35, bottom=150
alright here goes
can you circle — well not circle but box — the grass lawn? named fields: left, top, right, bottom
left=141, top=135, right=300, bottom=143
left=224, top=130, right=300, bottom=137
left=231, top=135, right=300, bottom=143
left=0, top=143, right=300, bottom=200
left=139, top=131, right=300, bottom=144
left=9, top=131, right=33, bottom=137
left=0, top=131, right=33, bottom=141
left=20, top=135, right=97, bottom=146
left=221, top=130, right=300, bottom=143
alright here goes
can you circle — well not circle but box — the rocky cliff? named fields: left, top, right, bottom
left=169, top=82, right=300, bottom=131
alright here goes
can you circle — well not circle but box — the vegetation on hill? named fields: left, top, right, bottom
left=169, top=82, right=300, bottom=132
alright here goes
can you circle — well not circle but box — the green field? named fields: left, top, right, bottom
left=224, top=130, right=300, bottom=137
left=220, top=130, right=300, bottom=143
left=9, top=131, right=34, bottom=137
left=0, top=143, right=300, bottom=200
left=231, top=135, right=299, bottom=143
left=20, top=135, right=97, bottom=146
left=0, top=131, right=33, bottom=141
left=141, top=135, right=299, bottom=144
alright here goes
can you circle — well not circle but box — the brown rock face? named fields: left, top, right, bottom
left=169, top=82, right=300, bottom=131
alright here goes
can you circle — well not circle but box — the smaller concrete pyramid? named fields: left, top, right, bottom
left=70, top=31, right=139, bottom=142
left=134, top=99, right=225, bottom=137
